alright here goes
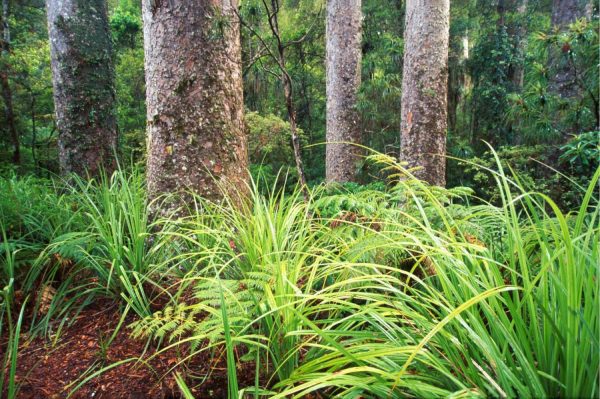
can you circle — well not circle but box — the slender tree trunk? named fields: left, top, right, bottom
left=325, top=0, right=362, bottom=183
left=239, top=0, right=308, bottom=196
left=46, top=0, right=117, bottom=177
left=265, top=0, right=308, bottom=195
left=31, top=93, right=36, bottom=167
left=400, top=0, right=450, bottom=186
left=142, top=0, right=248, bottom=213
left=497, top=0, right=507, bottom=27
left=1, top=0, right=19, bottom=164
left=297, top=43, right=312, bottom=134
left=282, top=70, right=308, bottom=192
left=447, top=33, right=468, bottom=135
left=509, top=0, right=528, bottom=90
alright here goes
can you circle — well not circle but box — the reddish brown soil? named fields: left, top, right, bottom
left=3, top=301, right=257, bottom=399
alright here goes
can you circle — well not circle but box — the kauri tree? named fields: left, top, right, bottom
left=325, top=0, right=362, bottom=183
left=141, top=0, right=248, bottom=213
left=400, top=0, right=450, bottom=186
left=1, top=0, right=19, bottom=165
left=46, top=0, right=118, bottom=176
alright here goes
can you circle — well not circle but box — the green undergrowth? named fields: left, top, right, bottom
left=1, top=152, right=598, bottom=398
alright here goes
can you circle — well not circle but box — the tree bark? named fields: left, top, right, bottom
left=1, top=0, right=19, bottom=164
left=142, top=0, right=248, bottom=213
left=31, top=93, right=36, bottom=167
left=400, top=0, right=450, bottom=187
left=509, top=0, right=528, bottom=90
left=447, top=33, right=468, bottom=135
left=325, top=0, right=362, bottom=183
left=46, top=0, right=118, bottom=177
left=548, top=0, right=589, bottom=100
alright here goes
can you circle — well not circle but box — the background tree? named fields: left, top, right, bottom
left=549, top=0, right=591, bottom=100
left=240, top=0, right=313, bottom=196
left=1, top=0, right=19, bottom=164
left=109, top=1, right=145, bottom=162
left=0, top=0, right=596, bottom=210
left=241, top=0, right=324, bottom=183
left=358, top=0, right=404, bottom=157
left=46, top=0, right=117, bottom=176
left=400, top=0, right=450, bottom=186
left=142, top=0, right=248, bottom=212
left=509, top=0, right=528, bottom=89
left=547, top=0, right=592, bottom=139
left=325, top=0, right=362, bottom=183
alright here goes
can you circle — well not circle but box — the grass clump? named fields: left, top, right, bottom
left=0, top=153, right=597, bottom=398
left=129, top=153, right=598, bottom=398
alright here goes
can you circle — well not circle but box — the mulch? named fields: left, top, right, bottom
left=2, top=300, right=257, bottom=399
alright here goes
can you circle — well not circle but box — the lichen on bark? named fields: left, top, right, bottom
left=325, top=0, right=362, bottom=183
left=47, top=0, right=118, bottom=177
left=142, top=0, right=248, bottom=216
left=400, top=0, right=450, bottom=187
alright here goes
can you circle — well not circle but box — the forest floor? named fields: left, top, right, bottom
left=2, top=300, right=257, bottom=399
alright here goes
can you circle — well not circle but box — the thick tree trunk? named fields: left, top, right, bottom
left=325, top=0, right=362, bottom=183
left=400, top=0, right=450, bottom=187
left=509, top=0, right=528, bottom=90
left=1, top=0, right=19, bottom=164
left=142, top=0, right=248, bottom=213
left=46, top=0, right=117, bottom=177
left=548, top=0, right=589, bottom=99
left=551, top=0, right=590, bottom=28
left=548, top=0, right=590, bottom=138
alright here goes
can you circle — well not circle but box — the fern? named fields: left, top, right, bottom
left=131, top=271, right=272, bottom=349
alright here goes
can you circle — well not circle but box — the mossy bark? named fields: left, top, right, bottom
left=142, top=0, right=248, bottom=214
left=548, top=0, right=592, bottom=139
left=47, top=0, right=117, bottom=177
left=548, top=0, right=590, bottom=103
left=325, top=0, right=362, bottom=183
left=400, top=0, right=450, bottom=187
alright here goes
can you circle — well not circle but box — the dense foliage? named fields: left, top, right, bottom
left=1, top=1, right=597, bottom=199
left=1, top=155, right=598, bottom=397
left=0, top=0, right=598, bottom=397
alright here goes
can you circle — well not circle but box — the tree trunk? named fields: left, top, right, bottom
left=31, top=93, right=37, bottom=168
left=548, top=0, right=589, bottom=100
left=400, top=0, right=450, bottom=187
left=142, top=0, right=248, bottom=213
left=509, top=0, right=528, bottom=90
left=551, top=0, right=590, bottom=27
left=447, top=33, right=468, bottom=135
left=325, top=0, right=362, bottom=183
left=264, top=0, right=308, bottom=197
left=46, top=0, right=117, bottom=177
left=1, top=0, right=19, bottom=164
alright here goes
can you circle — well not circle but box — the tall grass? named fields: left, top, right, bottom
left=1, top=156, right=597, bottom=398
left=0, top=168, right=176, bottom=337
left=0, top=269, right=27, bottom=399
left=133, top=154, right=598, bottom=398
left=267, top=156, right=599, bottom=398
left=67, top=170, right=168, bottom=317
